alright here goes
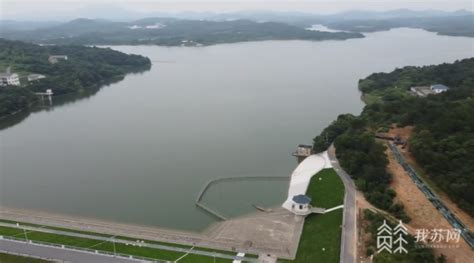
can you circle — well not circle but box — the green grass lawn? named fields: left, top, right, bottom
left=0, top=218, right=242, bottom=256
left=0, top=168, right=345, bottom=263
left=281, top=168, right=345, bottom=263
left=0, top=225, right=233, bottom=262
left=0, top=253, right=51, bottom=263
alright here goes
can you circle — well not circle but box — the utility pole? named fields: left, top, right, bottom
left=23, top=228, right=28, bottom=242
left=112, top=238, right=116, bottom=257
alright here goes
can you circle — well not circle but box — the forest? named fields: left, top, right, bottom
left=325, top=15, right=474, bottom=37
left=0, top=39, right=151, bottom=118
left=313, top=58, right=474, bottom=219
left=1, top=18, right=364, bottom=46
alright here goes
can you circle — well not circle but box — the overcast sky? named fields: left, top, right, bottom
left=1, top=0, right=473, bottom=20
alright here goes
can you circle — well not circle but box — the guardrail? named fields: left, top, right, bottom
left=0, top=222, right=258, bottom=262
left=0, top=248, right=62, bottom=263
left=388, top=143, right=474, bottom=249
left=0, top=235, right=166, bottom=262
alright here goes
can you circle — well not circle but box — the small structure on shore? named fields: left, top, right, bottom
left=292, top=144, right=313, bottom=163
left=48, top=55, right=68, bottom=64
left=375, top=133, right=408, bottom=148
left=290, top=194, right=312, bottom=215
left=430, top=84, right=449, bottom=94
left=292, top=144, right=313, bottom=157
left=410, top=84, right=449, bottom=97
left=35, top=89, right=54, bottom=106
left=0, top=67, right=20, bottom=86
left=27, top=74, right=46, bottom=82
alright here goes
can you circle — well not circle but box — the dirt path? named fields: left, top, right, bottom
left=386, top=144, right=473, bottom=263
left=387, top=126, right=474, bottom=230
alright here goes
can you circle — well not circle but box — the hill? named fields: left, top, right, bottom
left=0, top=18, right=364, bottom=46
left=0, top=39, right=151, bottom=118
left=324, top=15, right=474, bottom=37
left=313, top=58, right=474, bottom=218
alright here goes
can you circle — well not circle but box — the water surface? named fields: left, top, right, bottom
left=1, top=28, right=472, bottom=231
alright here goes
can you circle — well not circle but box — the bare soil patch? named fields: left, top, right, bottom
left=386, top=143, right=473, bottom=263
left=387, top=125, right=473, bottom=230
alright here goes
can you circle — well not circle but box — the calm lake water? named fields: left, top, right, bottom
left=0, top=28, right=472, bottom=231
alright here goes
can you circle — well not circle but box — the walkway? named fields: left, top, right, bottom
left=328, top=145, right=357, bottom=263
left=0, top=239, right=150, bottom=263
left=0, top=206, right=299, bottom=260
left=0, top=221, right=255, bottom=262
left=0, top=151, right=337, bottom=261
left=282, top=152, right=332, bottom=211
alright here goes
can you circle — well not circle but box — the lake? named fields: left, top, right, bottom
left=0, top=28, right=472, bottom=231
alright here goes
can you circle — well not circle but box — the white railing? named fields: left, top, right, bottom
left=0, top=235, right=169, bottom=262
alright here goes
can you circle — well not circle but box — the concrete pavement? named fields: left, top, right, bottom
left=282, top=152, right=333, bottom=211
left=0, top=239, right=152, bottom=263
left=0, top=149, right=353, bottom=262
left=328, top=145, right=357, bottom=263
left=0, top=221, right=257, bottom=262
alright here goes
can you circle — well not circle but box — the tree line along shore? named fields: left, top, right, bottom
left=312, top=57, right=474, bottom=262
left=0, top=38, right=151, bottom=119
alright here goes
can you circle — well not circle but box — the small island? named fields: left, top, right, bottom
left=0, top=38, right=151, bottom=119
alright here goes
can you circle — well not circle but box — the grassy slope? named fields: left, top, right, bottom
left=281, top=168, right=345, bottom=263
left=0, top=225, right=231, bottom=262
left=0, top=220, right=243, bottom=255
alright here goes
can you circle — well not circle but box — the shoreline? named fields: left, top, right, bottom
left=0, top=63, right=150, bottom=128
left=0, top=204, right=302, bottom=259
left=0, top=206, right=202, bottom=243
left=0, top=152, right=334, bottom=259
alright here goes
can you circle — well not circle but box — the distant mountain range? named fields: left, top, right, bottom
left=0, top=18, right=364, bottom=46
left=325, top=15, right=474, bottom=37
left=3, top=7, right=472, bottom=22
left=0, top=9, right=472, bottom=46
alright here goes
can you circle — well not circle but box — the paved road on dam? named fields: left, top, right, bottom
left=0, top=239, right=152, bottom=263
left=328, top=145, right=357, bottom=263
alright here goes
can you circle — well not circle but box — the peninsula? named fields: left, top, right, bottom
left=0, top=39, right=151, bottom=119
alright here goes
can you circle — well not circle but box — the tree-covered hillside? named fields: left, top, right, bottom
left=0, top=38, right=151, bottom=118
left=314, top=58, right=474, bottom=217
left=325, top=15, right=474, bottom=37
left=1, top=18, right=364, bottom=46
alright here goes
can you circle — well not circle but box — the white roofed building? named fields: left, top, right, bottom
left=430, top=84, right=449, bottom=94
left=48, top=55, right=68, bottom=64
left=0, top=68, right=20, bottom=86
left=27, top=74, right=46, bottom=82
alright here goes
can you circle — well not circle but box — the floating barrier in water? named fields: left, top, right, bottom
left=195, top=175, right=289, bottom=221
